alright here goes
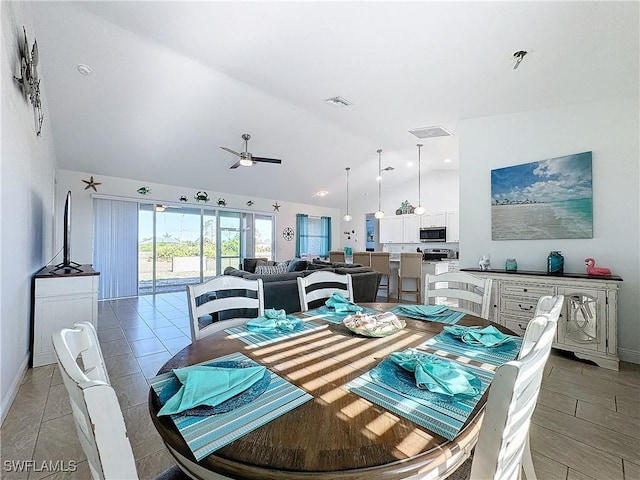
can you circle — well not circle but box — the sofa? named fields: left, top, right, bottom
left=223, top=258, right=382, bottom=313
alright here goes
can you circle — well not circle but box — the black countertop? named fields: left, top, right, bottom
left=460, top=267, right=622, bottom=282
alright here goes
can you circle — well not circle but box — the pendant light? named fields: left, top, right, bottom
left=374, top=149, right=384, bottom=219
left=414, top=143, right=425, bottom=215
left=343, top=167, right=352, bottom=222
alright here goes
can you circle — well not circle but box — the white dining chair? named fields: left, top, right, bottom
left=187, top=276, right=265, bottom=341
left=424, top=272, right=493, bottom=320
left=533, top=294, right=564, bottom=319
left=51, top=322, right=187, bottom=480
left=297, top=270, right=354, bottom=311
left=444, top=299, right=562, bottom=480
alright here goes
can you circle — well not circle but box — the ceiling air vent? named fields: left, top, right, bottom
left=409, top=126, right=453, bottom=139
left=324, top=96, right=353, bottom=108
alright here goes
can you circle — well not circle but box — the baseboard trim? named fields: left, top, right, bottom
left=618, top=347, right=640, bottom=365
left=0, top=353, right=30, bottom=426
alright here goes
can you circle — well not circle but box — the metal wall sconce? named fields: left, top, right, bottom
left=13, top=27, right=44, bottom=136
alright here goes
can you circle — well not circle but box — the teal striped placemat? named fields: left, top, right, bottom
left=418, top=332, right=523, bottom=367
left=150, top=352, right=312, bottom=461
left=224, top=319, right=328, bottom=348
left=301, top=305, right=381, bottom=324
left=390, top=305, right=466, bottom=325
left=346, top=351, right=493, bottom=441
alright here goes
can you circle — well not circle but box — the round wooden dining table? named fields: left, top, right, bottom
left=149, top=303, right=515, bottom=480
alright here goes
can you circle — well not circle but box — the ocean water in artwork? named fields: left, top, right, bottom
left=491, top=152, right=593, bottom=240
left=492, top=199, right=592, bottom=240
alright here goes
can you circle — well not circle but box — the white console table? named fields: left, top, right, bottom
left=32, top=265, right=100, bottom=367
left=462, top=268, right=622, bottom=370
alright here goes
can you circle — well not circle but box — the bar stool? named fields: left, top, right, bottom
left=329, top=250, right=346, bottom=263
left=352, top=251, right=371, bottom=267
left=397, top=252, right=423, bottom=303
left=370, top=252, right=391, bottom=300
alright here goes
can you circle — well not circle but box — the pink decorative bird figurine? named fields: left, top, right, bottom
left=585, top=258, right=612, bottom=276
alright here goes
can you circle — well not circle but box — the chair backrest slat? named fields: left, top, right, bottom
left=424, top=271, right=493, bottom=320
left=187, top=276, right=265, bottom=341
left=297, top=271, right=354, bottom=311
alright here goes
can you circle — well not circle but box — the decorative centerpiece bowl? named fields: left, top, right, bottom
left=343, top=312, right=405, bottom=337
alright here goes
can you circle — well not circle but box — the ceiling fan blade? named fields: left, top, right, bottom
left=220, top=146, right=241, bottom=157
left=252, top=156, right=282, bottom=165
left=229, top=160, right=242, bottom=169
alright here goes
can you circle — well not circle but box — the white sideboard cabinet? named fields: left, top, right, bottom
left=32, top=265, right=100, bottom=367
left=462, top=268, right=622, bottom=370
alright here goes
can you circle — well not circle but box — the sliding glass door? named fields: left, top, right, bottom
left=219, top=211, right=242, bottom=272
left=135, top=205, right=274, bottom=295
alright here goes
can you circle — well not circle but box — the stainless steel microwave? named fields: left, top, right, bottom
left=419, top=227, right=447, bottom=242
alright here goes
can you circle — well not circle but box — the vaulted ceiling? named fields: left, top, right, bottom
left=30, top=1, right=639, bottom=208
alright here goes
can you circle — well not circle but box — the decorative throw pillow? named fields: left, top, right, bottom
left=244, top=258, right=270, bottom=273
left=287, top=259, right=308, bottom=272
left=255, top=262, right=288, bottom=275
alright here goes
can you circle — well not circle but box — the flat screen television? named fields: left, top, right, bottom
left=53, top=190, right=81, bottom=273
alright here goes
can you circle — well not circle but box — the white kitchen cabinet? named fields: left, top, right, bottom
left=402, top=214, right=421, bottom=243
left=421, top=212, right=446, bottom=228
left=32, top=265, right=100, bottom=367
left=379, top=216, right=403, bottom=243
left=445, top=211, right=459, bottom=242
left=464, top=268, right=621, bottom=370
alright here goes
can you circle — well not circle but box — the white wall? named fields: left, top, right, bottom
left=459, top=98, right=640, bottom=363
left=55, top=170, right=340, bottom=266
left=1, top=2, right=57, bottom=423
left=339, top=170, right=459, bottom=251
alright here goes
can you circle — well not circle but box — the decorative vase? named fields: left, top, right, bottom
left=505, top=258, right=518, bottom=272
left=547, top=251, right=564, bottom=274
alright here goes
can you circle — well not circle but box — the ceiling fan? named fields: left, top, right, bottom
left=220, top=133, right=282, bottom=169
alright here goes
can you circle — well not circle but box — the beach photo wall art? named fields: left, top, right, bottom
left=491, top=152, right=593, bottom=240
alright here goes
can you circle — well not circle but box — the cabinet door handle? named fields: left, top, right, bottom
left=518, top=323, right=527, bottom=331
left=518, top=304, right=533, bottom=311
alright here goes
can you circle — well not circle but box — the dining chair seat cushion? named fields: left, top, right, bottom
left=246, top=309, right=303, bottom=332
left=159, top=365, right=267, bottom=415
left=443, top=325, right=511, bottom=347
left=325, top=292, right=364, bottom=312
left=389, top=351, right=480, bottom=397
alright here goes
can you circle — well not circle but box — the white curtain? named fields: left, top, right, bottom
left=93, top=199, right=138, bottom=299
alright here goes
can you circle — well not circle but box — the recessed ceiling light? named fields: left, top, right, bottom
left=77, top=64, right=92, bottom=75
left=406, top=161, right=414, bottom=167
left=444, top=158, right=452, bottom=163
left=409, top=126, right=452, bottom=139
left=316, top=190, right=328, bottom=197
left=324, top=96, right=353, bottom=108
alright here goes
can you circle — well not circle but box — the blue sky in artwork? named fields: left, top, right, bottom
left=491, top=152, right=592, bottom=204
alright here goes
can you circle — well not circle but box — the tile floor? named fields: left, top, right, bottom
left=1, top=292, right=639, bottom=480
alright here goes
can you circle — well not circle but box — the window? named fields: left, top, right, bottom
left=296, top=214, right=331, bottom=258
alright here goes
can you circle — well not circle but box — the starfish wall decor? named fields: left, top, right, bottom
left=272, top=202, right=281, bottom=212
left=82, top=176, right=101, bottom=192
